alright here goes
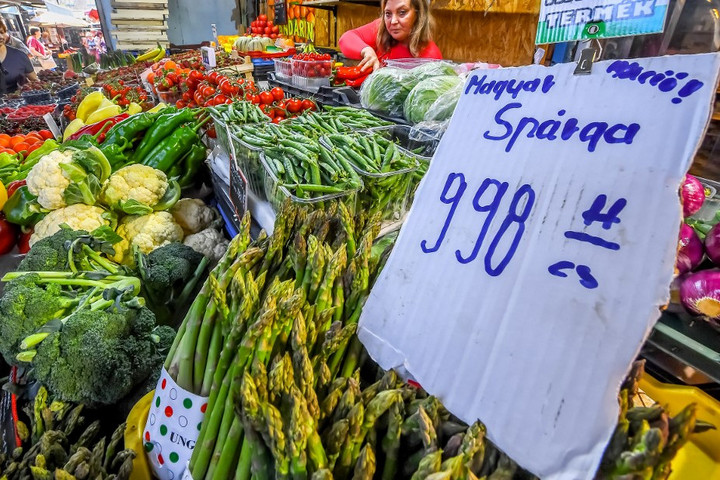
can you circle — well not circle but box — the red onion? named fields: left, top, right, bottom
left=676, top=223, right=704, bottom=274
left=681, top=174, right=705, bottom=217
left=680, top=269, right=720, bottom=319
left=705, top=222, right=720, bottom=266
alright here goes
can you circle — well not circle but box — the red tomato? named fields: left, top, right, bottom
left=17, top=228, right=31, bottom=254
left=260, top=91, right=274, bottom=105
left=267, top=20, right=274, bottom=27
left=259, top=14, right=267, bottom=21
left=0, top=215, right=17, bottom=255
left=270, top=33, right=278, bottom=39
left=301, top=99, right=317, bottom=111
left=38, top=130, right=53, bottom=140
left=6, top=180, right=26, bottom=199
left=213, top=94, right=229, bottom=105
left=264, top=27, right=272, bottom=35
left=176, top=100, right=187, bottom=109
left=271, top=87, right=284, bottom=102
left=272, top=117, right=281, bottom=124
left=272, top=26, right=280, bottom=34
left=286, top=98, right=302, bottom=113
left=246, top=93, right=260, bottom=104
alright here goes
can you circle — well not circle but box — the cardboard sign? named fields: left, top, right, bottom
left=358, top=53, right=720, bottom=479
left=536, top=0, right=669, bottom=44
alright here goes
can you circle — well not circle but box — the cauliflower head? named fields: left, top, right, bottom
left=171, top=198, right=216, bottom=235
left=26, top=150, right=73, bottom=210
left=30, top=204, right=112, bottom=247
left=26, top=147, right=112, bottom=210
left=183, top=227, right=229, bottom=264
left=101, top=165, right=181, bottom=215
left=112, top=211, right=184, bottom=264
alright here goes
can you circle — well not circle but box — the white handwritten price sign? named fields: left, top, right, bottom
left=536, top=0, right=669, bottom=44
left=358, top=53, right=720, bottom=479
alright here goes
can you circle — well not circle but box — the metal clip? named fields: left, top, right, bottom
left=574, top=39, right=603, bottom=75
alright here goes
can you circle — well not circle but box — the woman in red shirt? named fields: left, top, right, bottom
left=339, top=0, right=441, bottom=72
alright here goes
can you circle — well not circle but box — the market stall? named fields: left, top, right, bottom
left=0, top=0, right=718, bottom=478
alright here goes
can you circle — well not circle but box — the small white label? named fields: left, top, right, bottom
left=201, top=46, right=216, bottom=69
left=43, top=113, right=61, bottom=140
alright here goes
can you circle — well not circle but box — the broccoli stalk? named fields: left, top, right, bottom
left=2, top=271, right=142, bottom=358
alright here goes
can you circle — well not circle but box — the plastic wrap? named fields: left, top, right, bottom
left=360, top=67, right=416, bottom=118
left=423, top=76, right=464, bottom=123
left=403, top=75, right=464, bottom=124
left=407, top=61, right=458, bottom=81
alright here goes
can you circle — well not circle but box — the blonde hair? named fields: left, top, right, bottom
left=376, top=0, right=433, bottom=57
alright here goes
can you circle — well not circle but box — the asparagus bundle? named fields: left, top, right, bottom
left=185, top=200, right=383, bottom=480
left=171, top=202, right=709, bottom=480
left=0, top=387, right=136, bottom=480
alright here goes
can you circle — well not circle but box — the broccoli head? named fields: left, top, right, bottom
left=142, top=242, right=205, bottom=292
left=17, top=229, right=88, bottom=272
left=136, top=243, right=207, bottom=324
left=32, top=306, right=174, bottom=406
left=0, top=275, right=76, bottom=365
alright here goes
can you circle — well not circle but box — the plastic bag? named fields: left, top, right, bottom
left=360, top=67, right=416, bottom=118
left=143, top=368, right=208, bottom=480
left=407, top=61, right=458, bottom=82
left=423, top=77, right=464, bottom=123
left=403, top=75, right=464, bottom=124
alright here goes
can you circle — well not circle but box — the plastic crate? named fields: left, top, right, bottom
left=292, top=75, right=330, bottom=91
left=259, top=151, right=359, bottom=212
left=211, top=114, right=268, bottom=202
left=56, top=83, right=80, bottom=100
left=273, top=58, right=292, bottom=80
left=291, top=57, right=332, bottom=78
left=319, top=134, right=418, bottom=223
left=638, top=374, right=720, bottom=480
left=367, top=124, right=440, bottom=160
left=21, top=90, right=52, bottom=104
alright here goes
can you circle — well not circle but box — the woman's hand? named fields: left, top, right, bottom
left=358, top=46, right=380, bottom=72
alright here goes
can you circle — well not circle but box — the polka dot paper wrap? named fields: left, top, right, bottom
left=143, top=368, right=208, bottom=480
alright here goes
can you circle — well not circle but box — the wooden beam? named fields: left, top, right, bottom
left=111, top=9, right=169, bottom=20
left=113, top=31, right=168, bottom=41
left=111, top=1, right=168, bottom=9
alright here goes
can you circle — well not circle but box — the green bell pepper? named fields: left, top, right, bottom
left=2, top=186, right=47, bottom=226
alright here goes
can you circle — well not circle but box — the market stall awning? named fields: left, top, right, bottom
left=30, top=11, right=89, bottom=27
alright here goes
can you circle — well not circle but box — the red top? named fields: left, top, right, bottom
left=339, top=19, right=442, bottom=62
left=26, top=37, right=46, bottom=56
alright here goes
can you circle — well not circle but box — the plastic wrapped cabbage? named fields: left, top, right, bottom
left=423, top=77, right=464, bottom=122
left=404, top=75, right=464, bottom=124
left=360, top=67, right=416, bottom=118
left=408, top=61, right=457, bottom=82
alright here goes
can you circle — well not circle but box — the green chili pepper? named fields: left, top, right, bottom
left=141, top=118, right=209, bottom=172
left=178, top=143, right=207, bottom=188
left=131, top=109, right=197, bottom=163
left=2, top=186, right=46, bottom=226
left=101, top=138, right=133, bottom=170
left=103, top=108, right=175, bottom=147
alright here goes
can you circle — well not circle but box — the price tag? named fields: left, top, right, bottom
left=358, top=53, right=720, bottom=480
left=42, top=113, right=62, bottom=140
left=229, top=157, right=248, bottom=217
left=201, top=47, right=216, bottom=70
left=85, top=76, right=94, bottom=87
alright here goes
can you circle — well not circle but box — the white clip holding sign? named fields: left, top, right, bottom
left=358, top=53, right=720, bottom=480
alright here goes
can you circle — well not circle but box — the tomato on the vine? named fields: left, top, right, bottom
left=301, top=99, right=317, bottom=111
left=271, top=87, right=284, bottom=102
left=246, top=92, right=260, bottom=104
left=286, top=98, right=302, bottom=114
left=259, top=91, right=274, bottom=105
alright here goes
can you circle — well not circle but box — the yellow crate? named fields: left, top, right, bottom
left=639, top=375, right=720, bottom=480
